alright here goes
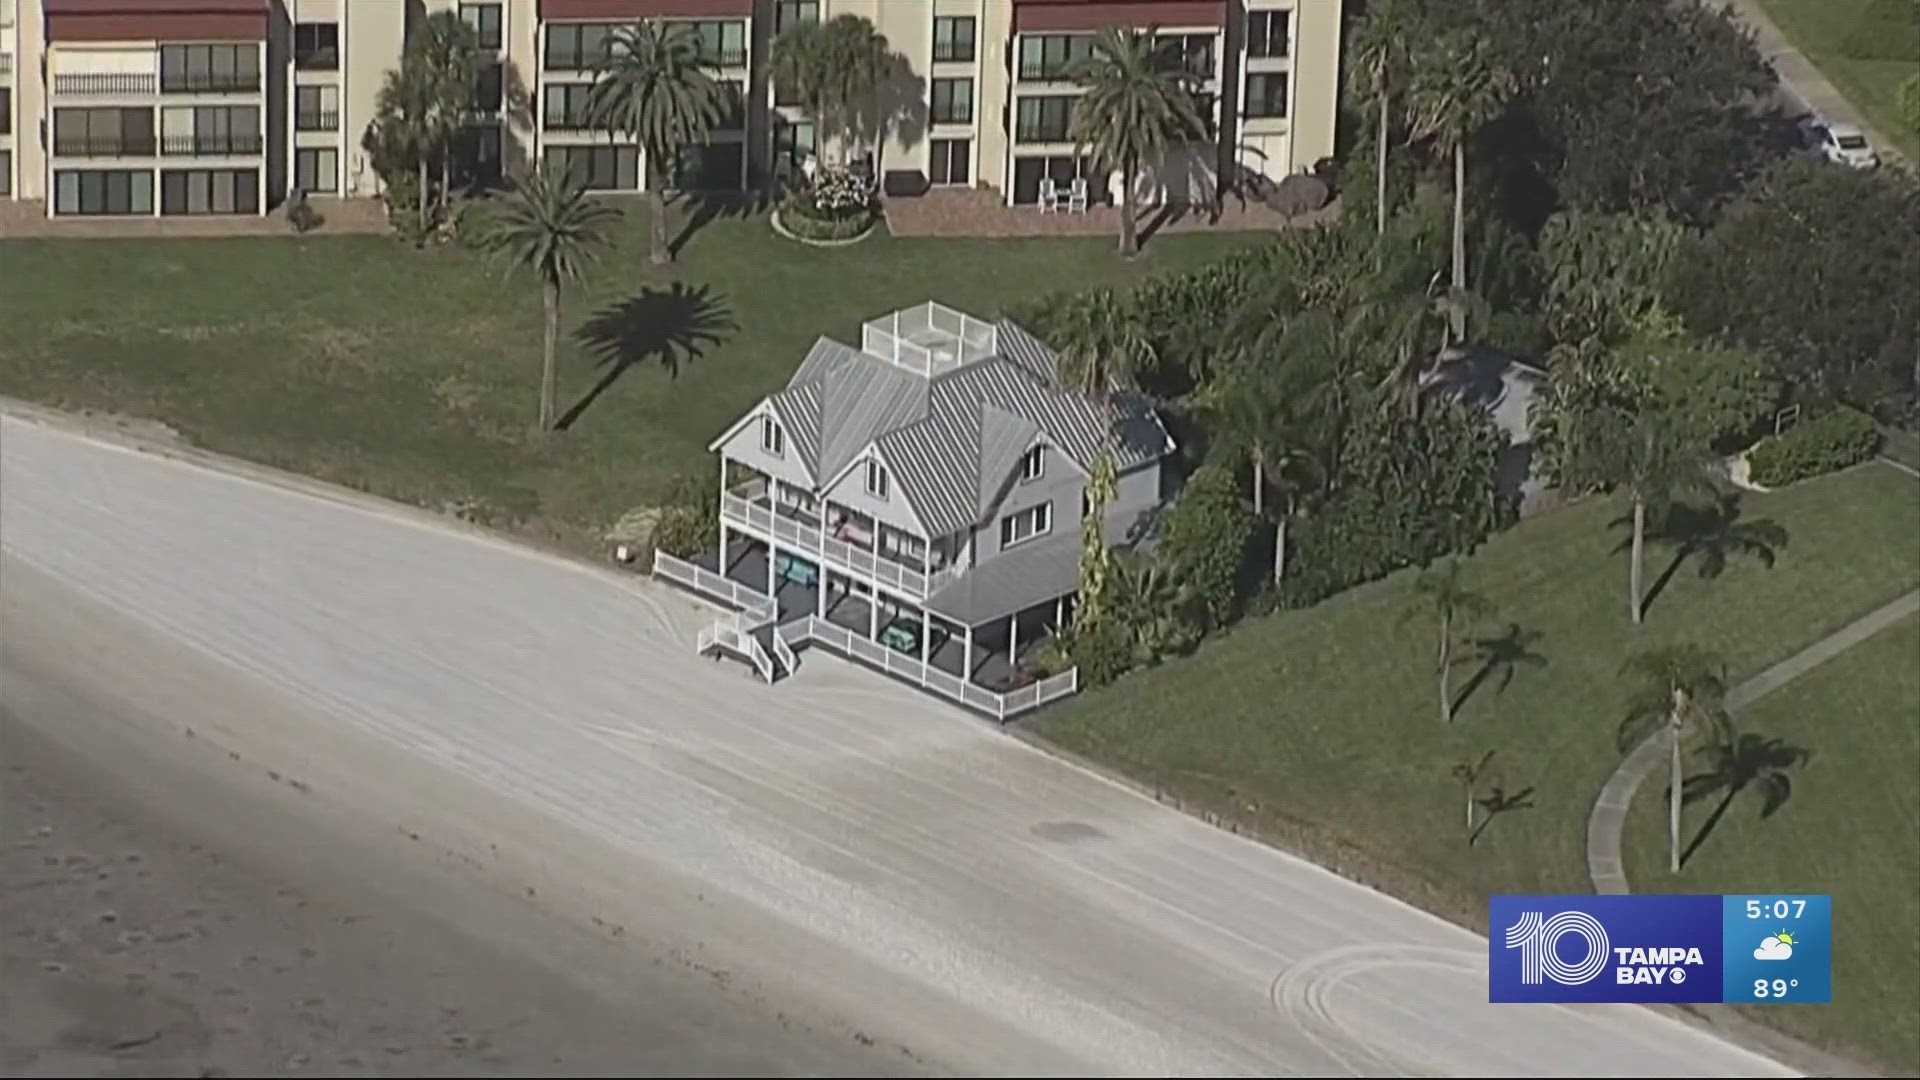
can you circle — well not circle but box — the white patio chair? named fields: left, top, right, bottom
left=1068, top=176, right=1089, bottom=214
left=1038, top=176, right=1057, bottom=213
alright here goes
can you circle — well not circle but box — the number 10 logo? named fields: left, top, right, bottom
left=1505, top=910, right=1612, bottom=986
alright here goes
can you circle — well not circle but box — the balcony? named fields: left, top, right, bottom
left=161, top=133, right=263, bottom=156
left=160, top=73, right=261, bottom=95
left=720, top=490, right=966, bottom=599
left=54, top=73, right=157, bottom=96
left=699, top=45, right=748, bottom=68
left=52, top=136, right=156, bottom=158
left=295, top=110, right=339, bottom=133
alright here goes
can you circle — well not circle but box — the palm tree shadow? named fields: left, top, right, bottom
left=1469, top=785, right=1536, bottom=846
left=1609, top=493, right=1789, bottom=618
left=1452, top=622, right=1548, bottom=716
left=560, top=282, right=737, bottom=431
left=1678, top=733, right=1810, bottom=867
left=669, top=191, right=776, bottom=258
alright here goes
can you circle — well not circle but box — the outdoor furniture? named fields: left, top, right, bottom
left=1067, top=177, right=1089, bottom=214
left=775, top=553, right=817, bottom=589
left=881, top=623, right=918, bottom=655
left=1037, top=177, right=1058, bottom=213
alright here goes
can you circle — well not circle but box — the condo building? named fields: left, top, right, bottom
left=0, top=0, right=1340, bottom=217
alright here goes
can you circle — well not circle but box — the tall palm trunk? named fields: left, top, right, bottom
left=416, top=157, right=430, bottom=238
left=440, top=150, right=452, bottom=222
left=1629, top=496, right=1647, bottom=625
left=1668, top=691, right=1686, bottom=874
left=1274, top=507, right=1289, bottom=584
left=648, top=165, right=671, bottom=265
left=1118, top=153, right=1139, bottom=257
left=1374, top=83, right=1390, bottom=236
left=1449, top=141, right=1467, bottom=342
left=1437, top=611, right=1453, bottom=724
left=539, top=277, right=560, bottom=431
left=1251, top=455, right=1265, bottom=517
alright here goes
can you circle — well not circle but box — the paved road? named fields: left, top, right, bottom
left=0, top=415, right=1797, bottom=1077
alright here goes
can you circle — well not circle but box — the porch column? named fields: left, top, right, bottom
left=817, top=499, right=830, bottom=617
left=963, top=625, right=974, bottom=680
left=1055, top=595, right=1065, bottom=629
left=719, top=521, right=729, bottom=578
left=1008, top=607, right=1020, bottom=666
left=920, top=606, right=932, bottom=665
left=717, top=456, right=729, bottom=575
left=868, top=586, right=880, bottom=640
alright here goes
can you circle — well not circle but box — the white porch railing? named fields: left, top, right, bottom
left=720, top=491, right=965, bottom=599
left=654, top=550, right=1079, bottom=720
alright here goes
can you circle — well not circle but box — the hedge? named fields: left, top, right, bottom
left=1747, top=408, right=1884, bottom=487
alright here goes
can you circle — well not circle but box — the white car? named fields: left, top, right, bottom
left=1818, top=123, right=1880, bottom=169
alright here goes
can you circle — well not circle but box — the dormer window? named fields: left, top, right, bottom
left=865, top=459, right=889, bottom=498
left=1020, top=445, right=1044, bottom=482
left=760, top=415, right=784, bottom=455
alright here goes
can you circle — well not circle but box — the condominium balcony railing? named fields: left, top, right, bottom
left=160, top=73, right=261, bottom=94
left=295, top=110, right=339, bottom=132
left=719, top=491, right=966, bottom=599
left=161, top=133, right=264, bottom=156
left=699, top=45, right=748, bottom=68
left=53, top=136, right=157, bottom=157
left=54, top=73, right=157, bottom=96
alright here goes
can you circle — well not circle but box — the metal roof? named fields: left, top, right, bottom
left=765, top=311, right=1173, bottom=537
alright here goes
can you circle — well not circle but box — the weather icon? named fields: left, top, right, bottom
left=1754, top=931, right=1797, bottom=961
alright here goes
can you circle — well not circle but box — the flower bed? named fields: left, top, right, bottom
left=773, top=167, right=879, bottom=245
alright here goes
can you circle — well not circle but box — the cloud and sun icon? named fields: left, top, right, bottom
left=1754, top=930, right=1797, bottom=960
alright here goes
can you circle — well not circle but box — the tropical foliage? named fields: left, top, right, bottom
left=361, top=11, right=483, bottom=242
left=1619, top=644, right=1732, bottom=874
left=1067, top=26, right=1207, bottom=256
left=466, top=167, right=622, bottom=430
left=587, top=22, right=729, bottom=264
left=1746, top=408, right=1885, bottom=487
left=1406, top=559, right=1493, bottom=724
left=770, top=14, right=895, bottom=165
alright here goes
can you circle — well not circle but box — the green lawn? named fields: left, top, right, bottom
left=1758, top=0, right=1920, bottom=161
left=1036, top=462, right=1920, bottom=932
left=0, top=210, right=1257, bottom=553
left=1882, top=425, right=1920, bottom=472
left=1619, top=613, right=1919, bottom=1074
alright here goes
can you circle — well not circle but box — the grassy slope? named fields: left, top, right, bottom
left=1621, top=616, right=1920, bottom=1074
left=0, top=212, right=1254, bottom=553
left=1036, top=464, right=1920, bottom=929
left=1758, top=0, right=1920, bottom=160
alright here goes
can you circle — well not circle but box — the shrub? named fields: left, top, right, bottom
left=1062, top=615, right=1137, bottom=689
left=285, top=190, right=321, bottom=234
left=1746, top=408, right=1883, bottom=487
left=777, top=166, right=878, bottom=242
left=1154, top=456, right=1257, bottom=629
left=1841, top=0, right=1920, bottom=62
left=1280, top=401, right=1510, bottom=608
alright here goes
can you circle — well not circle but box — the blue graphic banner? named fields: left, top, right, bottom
left=1489, top=894, right=1831, bottom=1004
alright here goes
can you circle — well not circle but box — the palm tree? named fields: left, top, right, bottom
left=1616, top=419, right=1718, bottom=625
left=587, top=23, right=728, bottom=265
left=468, top=167, right=623, bottom=431
left=1068, top=26, right=1207, bottom=257
left=1619, top=644, right=1732, bottom=874
left=1049, top=287, right=1157, bottom=398
left=1679, top=725, right=1808, bottom=864
left=1200, top=357, right=1328, bottom=582
left=770, top=14, right=893, bottom=166
left=1348, top=0, right=1420, bottom=235
left=1407, top=32, right=1515, bottom=341
left=367, top=65, right=437, bottom=238
left=1107, top=554, right=1199, bottom=663
left=1406, top=558, right=1493, bottom=724
left=1450, top=750, right=1497, bottom=835
left=412, top=11, right=483, bottom=214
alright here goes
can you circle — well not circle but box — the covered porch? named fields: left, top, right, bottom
left=693, top=535, right=1073, bottom=694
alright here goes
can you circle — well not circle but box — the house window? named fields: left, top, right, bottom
left=999, top=503, right=1052, bottom=547
left=545, top=23, right=618, bottom=71
left=1017, top=34, right=1095, bottom=81
left=933, top=16, right=976, bottom=63
left=1247, top=9, right=1291, bottom=59
left=53, top=169, right=155, bottom=216
left=1015, top=96, right=1073, bottom=143
left=1153, top=33, right=1215, bottom=80
left=472, top=62, right=504, bottom=113
left=542, top=83, right=596, bottom=130
left=1245, top=72, right=1289, bottom=119
left=760, top=415, right=784, bottom=455
left=0, top=152, right=10, bottom=197
left=293, top=22, right=339, bottom=70
left=159, top=168, right=258, bottom=215
left=682, top=20, right=747, bottom=67
left=294, top=148, right=337, bottom=193
left=929, top=138, right=970, bottom=185
left=53, top=107, right=155, bottom=157
left=0, top=89, right=9, bottom=136
left=775, top=0, right=819, bottom=35
left=1020, top=446, right=1044, bottom=482
left=930, top=78, right=973, bottom=125
left=452, top=123, right=504, bottom=187
left=159, top=44, right=260, bottom=94
left=544, top=145, right=639, bottom=190
left=460, top=2, right=504, bottom=51
left=295, top=85, right=339, bottom=131
left=865, top=460, right=889, bottom=499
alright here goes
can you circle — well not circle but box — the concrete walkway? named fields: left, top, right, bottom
left=1711, top=0, right=1910, bottom=164
left=0, top=407, right=1798, bottom=1078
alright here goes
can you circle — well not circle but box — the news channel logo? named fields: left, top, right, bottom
left=1488, top=895, right=1831, bottom=1004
